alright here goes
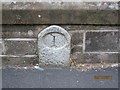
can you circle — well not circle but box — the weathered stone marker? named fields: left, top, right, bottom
left=38, top=25, right=71, bottom=66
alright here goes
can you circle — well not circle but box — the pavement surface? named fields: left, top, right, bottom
left=2, top=67, right=119, bottom=88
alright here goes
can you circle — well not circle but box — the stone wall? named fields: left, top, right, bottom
left=1, top=1, right=120, bottom=67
